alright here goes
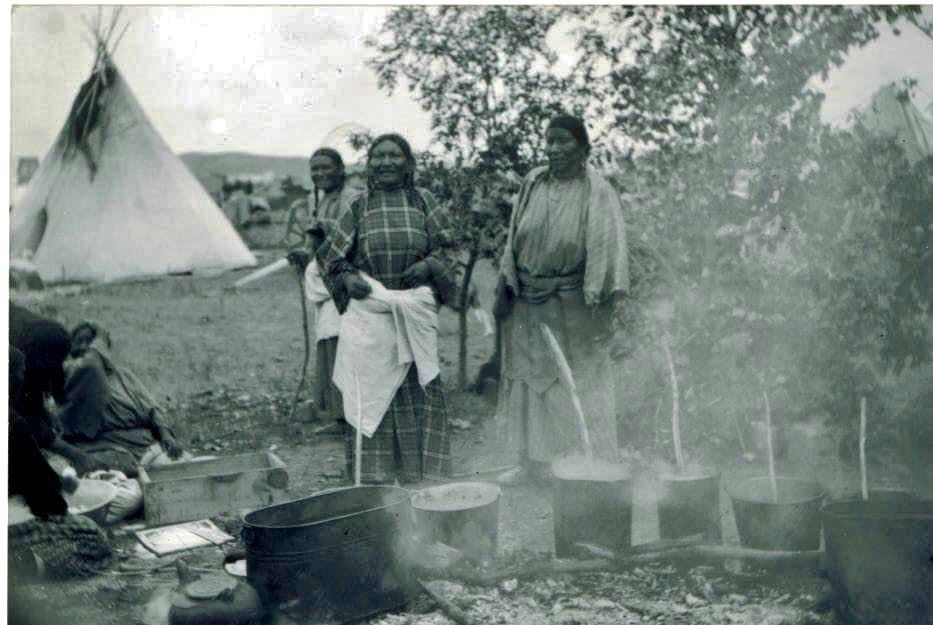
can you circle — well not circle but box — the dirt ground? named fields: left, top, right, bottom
left=8, top=250, right=881, bottom=625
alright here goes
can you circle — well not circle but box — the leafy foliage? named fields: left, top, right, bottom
left=564, top=6, right=931, bottom=462
left=570, top=7, right=914, bottom=155
left=369, top=6, right=574, bottom=173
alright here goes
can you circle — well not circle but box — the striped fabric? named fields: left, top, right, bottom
left=325, top=186, right=456, bottom=484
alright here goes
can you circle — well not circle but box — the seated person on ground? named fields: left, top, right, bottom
left=54, top=321, right=185, bottom=477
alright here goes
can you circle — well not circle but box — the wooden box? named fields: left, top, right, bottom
left=138, top=451, right=288, bottom=526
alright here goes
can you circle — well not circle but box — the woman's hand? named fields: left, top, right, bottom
left=286, top=249, right=311, bottom=272
left=306, top=223, right=326, bottom=253
left=60, top=467, right=80, bottom=494
left=159, top=432, right=185, bottom=460
left=344, top=273, right=372, bottom=300
left=401, top=260, right=432, bottom=289
left=44, top=396, right=60, bottom=419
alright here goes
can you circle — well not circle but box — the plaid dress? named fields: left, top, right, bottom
left=324, top=187, right=456, bottom=484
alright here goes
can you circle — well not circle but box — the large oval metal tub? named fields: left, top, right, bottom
left=243, top=485, right=416, bottom=622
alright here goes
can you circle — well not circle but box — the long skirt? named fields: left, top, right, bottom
left=345, top=366, right=450, bottom=484
left=315, top=337, right=343, bottom=420
left=497, top=289, right=619, bottom=464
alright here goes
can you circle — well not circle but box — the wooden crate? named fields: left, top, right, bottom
left=138, top=451, right=288, bottom=526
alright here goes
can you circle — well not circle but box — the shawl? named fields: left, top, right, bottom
left=9, top=305, right=71, bottom=448
left=500, top=165, right=630, bottom=306
left=315, top=185, right=363, bottom=232
left=303, top=259, right=342, bottom=341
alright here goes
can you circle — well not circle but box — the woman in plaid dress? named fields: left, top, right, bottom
left=323, top=133, right=458, bottom=484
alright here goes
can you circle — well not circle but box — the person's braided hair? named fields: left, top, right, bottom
left=309, top=147, right=346, bottom=213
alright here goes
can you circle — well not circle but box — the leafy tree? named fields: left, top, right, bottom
left=570, top=6, right=917, bottom=153
left=569, top=6, right=932, bottom=463
left=369, top=6, right=572, bottom=171
left=798, top=124, right=932, bottom=438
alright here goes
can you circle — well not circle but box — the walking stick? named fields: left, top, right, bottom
left=354, top=372, right=363, bottom=486
left=287, top=267, right=312, bottom=421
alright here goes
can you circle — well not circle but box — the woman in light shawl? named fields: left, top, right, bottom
left=322, top=133, right=458, bottom=484
left=287, top=147, right=364, bottom=421
left=494, top=114, right=630, bottom=482
left=56, top=321, right=184, bottom=477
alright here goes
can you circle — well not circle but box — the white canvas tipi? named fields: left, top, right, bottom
left=10, top=21, right=256, bottom=284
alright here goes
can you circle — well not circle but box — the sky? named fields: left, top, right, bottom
left=9, top=5, right=933, bottom=164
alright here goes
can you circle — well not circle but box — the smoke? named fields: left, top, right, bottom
left=400, top=483, right=500, bottom=570
left=551, top=453, right=629, bottom=482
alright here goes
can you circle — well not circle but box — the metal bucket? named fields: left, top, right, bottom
left=411, top=482, right=500, bottom=566
left=823, top=499, right=933, bottom=625
left=727, top=476, right=823, bottom=551
left=242, top=485, right=416, bottom=622
left=657, top=472, right=722, bottom=543
left=828, top=488, right=917, bottom=504
left=551, top=457, right=632, bottom=559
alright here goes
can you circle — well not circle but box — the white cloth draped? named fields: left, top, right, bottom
left=333, top=274, right=440, bottom=437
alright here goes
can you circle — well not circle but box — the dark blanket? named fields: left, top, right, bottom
left=9, top=415, right=68, bottom=518
left=9, top=304, right=71, bottom=448
left=8, top=345, right=68, bottom=518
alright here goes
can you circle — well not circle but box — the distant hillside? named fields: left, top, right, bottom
left=180, top=151, right=310, bottom=196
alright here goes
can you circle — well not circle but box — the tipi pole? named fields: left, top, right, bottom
left=354, top=373, right=363, bottom=487
left=102, top=6, right=123, bottom=50
left=111, top=22, right=131, bottom=57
